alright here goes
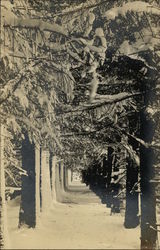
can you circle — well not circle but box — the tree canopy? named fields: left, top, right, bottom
left=1, top=0, right=160, bottom=177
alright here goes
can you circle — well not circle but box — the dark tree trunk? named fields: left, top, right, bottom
left=19, top=135, right=36, bottom=228
left=102, top=157, right=108, bottom=178
left=140, top=111, right=157, bottom=250
left=106, top=147, right=114, bottom=186
left=124, top=158, right=139, bottom=228
left=110, top=153, right=121, bottom=214
left=101, top=157, right=108, bottom=203
left=106, top=147, right=114, bottom=208
left=124, top=114, right=140, bottom=228
left=60, top=161, right=65, bottom=193
left=64, top=166, right=68, bottom=191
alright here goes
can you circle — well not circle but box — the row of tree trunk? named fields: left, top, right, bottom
left=107, top=86, right=158, bottom=249
left=19, top=134, right=65, bottom=228
left=0, top=118, right=158, bottom=249
left=109, top=112, right=157, bottom=249
left=82, top=116, right=157, bottom=250
left=0, top=129, right=68, bottom=248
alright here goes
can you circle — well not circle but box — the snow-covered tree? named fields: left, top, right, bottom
left=1, top=1, right=160, bottom=248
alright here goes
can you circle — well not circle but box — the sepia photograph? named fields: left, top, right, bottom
left=0, top=0, right=160, bottom=249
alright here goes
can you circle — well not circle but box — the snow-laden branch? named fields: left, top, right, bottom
left=53, top=0, right=109, bottom=17
left=0, top=61, right=39, bottom=105
left=117, top=35, right=160, bottom=68
left=111, top=123, right=150, bottom=149
left=104, top=1, right=160, bottom=20
left=4, top=18, right=68, bottom=36
left=125, top=131, right=150, bottom=148
left=61, top=92, right=141, bottom=115
left=72, top=38, right=106, bottom=54
left=91, top=92, right=140, bottom=104
left=61, top=131, right=96, bottom=137
left=0, top=73, right=26, bottom=106
left=122, top=143, right=140, bottom=166
left=5, top=169, right=20, bottom=186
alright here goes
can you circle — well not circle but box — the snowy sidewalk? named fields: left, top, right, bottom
left=7, top=198, right=140, bottom=249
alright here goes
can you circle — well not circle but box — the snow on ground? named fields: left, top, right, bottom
left=7, top=191, right=140, bottom=249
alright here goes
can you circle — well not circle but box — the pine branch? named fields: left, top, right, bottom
left=60, top=92, right=141, bottom=115
left=4, top=18, right=68, bottom=36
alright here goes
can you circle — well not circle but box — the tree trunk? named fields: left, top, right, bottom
left=101, top=157, right=108, bottom=204
left=107, top=147, right=114, bottom=186
left=59, top=161, right=65, bottom=193
left=140, top=111, right=157, bottom=249
left=110, top=154, right=121, bottom=213
left=67, top=168, right=72, bottom=186
left=55, top=161, right=60, bottom=201
left=51, top=156, right=57, bottom=202
left=35, top=145, right=40, bottom=225
left=19, top=135, right=36, bottom=227
left=0, top=124, right=8, bottom=248
left=19, top=135, right=40, bottom=228
left=124, top=112, right=140, bottom=228
left=55, top=160, right=63, bottom=202
left=40, top=149, right=52, bottom=212
left=0, top=5, right=8, bottom=248
left=124, top=158, right=139, bottom=228
left=63, top=166, right=68, bottom=191
left=106, top=147, right=114, bottom=207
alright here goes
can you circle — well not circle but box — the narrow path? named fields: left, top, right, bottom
left=62, top=183, right=102, bottom=204
left=8, top=187, right=140, bottom=249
